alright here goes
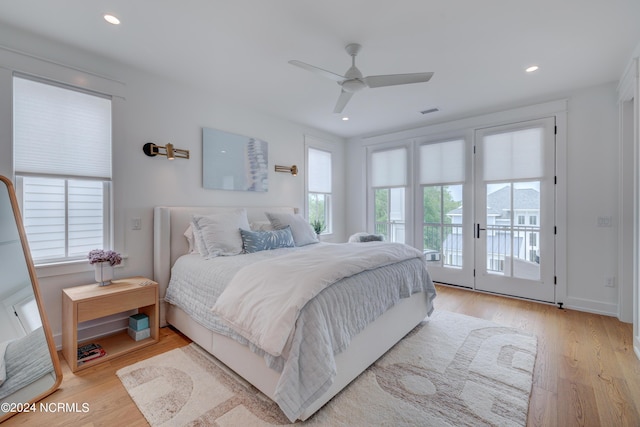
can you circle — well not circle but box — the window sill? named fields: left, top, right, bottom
left=35, top=256, right=127, bottom=278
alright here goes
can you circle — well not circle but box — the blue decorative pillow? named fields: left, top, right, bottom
left=240, top=226, right=295, bottom=253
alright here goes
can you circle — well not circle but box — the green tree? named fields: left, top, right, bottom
left=308, top=194, right=325, bottom=224
left=374, top=189, right=389, bottom=236
left=374, top=189, right=388, bottom=222
left=423, top=186, right=461, bottom=252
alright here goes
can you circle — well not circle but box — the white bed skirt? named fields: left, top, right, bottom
left=166, top=290, right=430, bottom=420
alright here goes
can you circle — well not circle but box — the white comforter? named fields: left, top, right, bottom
left=211, top=242, right=425, bottom=357
left=0, top=340, right=10, bottom=386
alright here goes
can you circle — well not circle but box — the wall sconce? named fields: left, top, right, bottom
left=143, top=142, right=190, bottom=160
left=275, top=165, right=298, bottom=176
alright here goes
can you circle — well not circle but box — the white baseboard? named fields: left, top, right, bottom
left=562, top=296, right=618, bottom=318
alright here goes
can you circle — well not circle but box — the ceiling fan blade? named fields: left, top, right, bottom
left=289, top=60, right=347, bottom=82
left=333, top=89, right=354, bottom=114
left=364, top=72, right=434, bottom=88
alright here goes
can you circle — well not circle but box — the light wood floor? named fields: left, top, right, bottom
left=4, top=284, right=640, bottom=426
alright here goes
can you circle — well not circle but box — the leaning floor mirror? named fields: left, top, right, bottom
left=0, top=175, right=62, bottom=422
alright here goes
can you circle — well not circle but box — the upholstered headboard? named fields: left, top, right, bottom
left=153, top=206, right=297, bottom=326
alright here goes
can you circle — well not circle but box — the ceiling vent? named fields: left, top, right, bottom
left=420, top=108, right=439, bottom=115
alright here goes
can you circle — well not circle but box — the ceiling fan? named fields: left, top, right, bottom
left=289, top=43, right=434, bottom=114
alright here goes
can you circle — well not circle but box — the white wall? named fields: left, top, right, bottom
left=346, top=82, right=623, bottom=317
left=0, top=24, right=346, bottom=345
left=565, top=83, right=620, bottom=314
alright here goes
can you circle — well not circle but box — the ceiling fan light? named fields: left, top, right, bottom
left=341, top=79, right=366, bottom=93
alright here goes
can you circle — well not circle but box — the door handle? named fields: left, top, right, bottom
left=476, top=223, right=486, bottom=239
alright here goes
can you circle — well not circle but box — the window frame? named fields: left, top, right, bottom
left=12, top=74, right=114, bottom=268
left=367, top=142, right=413, bottom=245
left=305, top=137, right=335, bottom=236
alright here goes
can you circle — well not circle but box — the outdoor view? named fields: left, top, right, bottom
left=374, top=187, right=405, bottom=243
left=375, top=181, right=541, bottom=280
left=483, top=182, right=541, bottom=280
left=308, top=193, right=329, bottom=233
left=423, top=185, right=463, bottom=265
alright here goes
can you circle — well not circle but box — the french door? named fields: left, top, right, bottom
left=473, top=118, right=556, bottom=302
left=419, top=118, right=556, bottom=302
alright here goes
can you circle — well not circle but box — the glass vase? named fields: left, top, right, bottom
left=94, top=262, right=114, bottom=286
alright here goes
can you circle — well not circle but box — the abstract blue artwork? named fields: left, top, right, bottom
left=202, top=127, right=269, bottom=192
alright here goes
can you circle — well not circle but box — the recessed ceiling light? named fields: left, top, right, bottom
left=525, top=65, right=539, bottom=73
left=103, top=14, right=121, bottom=25
left=341, top=117, right=349, bottom=121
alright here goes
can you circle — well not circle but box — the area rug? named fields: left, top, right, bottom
left=117, top=311, right=537, bottom=426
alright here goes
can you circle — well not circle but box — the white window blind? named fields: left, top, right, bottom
left=308, top=147, right=332, bottom=193
left=13, top=76, right=112, bottom=179
left=420, top=139, right=465, bottom=184
left=13, top=75, right=112, bottom=264
left=483, top=128, right=543, bottom=181
left=372, top=147, right=407, bottom=187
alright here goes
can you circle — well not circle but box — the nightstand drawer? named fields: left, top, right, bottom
left=77, top=286, right=156, bottom=322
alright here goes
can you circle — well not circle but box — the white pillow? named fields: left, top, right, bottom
left=250, top=221, right=274, bottom=231
left=184, top=224, right=207, bottom=254
left=191, top=209, right=250, bottom=257
left=184, top=225, right=196, bottom=253
left=265, top=212, right=319, bottom=246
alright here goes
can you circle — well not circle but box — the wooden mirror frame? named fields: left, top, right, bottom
left=0, top=175, right=62, bottom=422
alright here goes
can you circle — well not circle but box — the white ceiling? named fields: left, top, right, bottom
left=0, top=1, right=638, bottom=138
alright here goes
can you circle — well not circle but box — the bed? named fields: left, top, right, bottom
left=154, top=206, right=436, bottom=421
left=0, top=327, right=56, bottom=403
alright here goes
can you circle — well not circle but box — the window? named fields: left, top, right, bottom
left=529, top=249, right=538, bottom=263
left=419, top=140, right=465, bottom=267
left=371, top=147, right=407, bottom=243
left=518, top=215, right=525, bottom=225
left=307, top=147, right=332, bottom=234
left=529, top=215, right=537, bottom=225
left=13, top=75, right=112, bottom=264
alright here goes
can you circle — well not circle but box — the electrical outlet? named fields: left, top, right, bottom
left=132, top=217, right=141, bottom=230
left=604, top=276, right=616, bottom=288
left=597, top=216, right=612, bottom=227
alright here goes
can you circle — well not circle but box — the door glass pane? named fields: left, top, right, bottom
left=486, top=182, right=540, bottom=279
left=423, top=185, right=463, bottom=267
left=374, top=187, right=405, bottom=243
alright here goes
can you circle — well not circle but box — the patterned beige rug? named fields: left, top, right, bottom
left=117, top=311, right=537, bottom=426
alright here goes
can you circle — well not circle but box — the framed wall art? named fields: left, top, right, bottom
left=202, top=127, right=268, bottom=192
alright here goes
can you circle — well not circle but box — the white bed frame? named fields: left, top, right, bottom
left=153, top=206, right=431, bottom=420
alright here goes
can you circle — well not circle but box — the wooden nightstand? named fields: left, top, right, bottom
left=62, top=276, right=159, bottom=372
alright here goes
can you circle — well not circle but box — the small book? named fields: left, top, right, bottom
left=77, top=348, right=106, bottom=364
left=77, top=343, right=106, bottom=361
